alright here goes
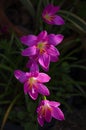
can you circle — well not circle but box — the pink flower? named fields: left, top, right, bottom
left=14, top=70, right=50, bottom=100
left=37, top=100, right=64, bottom=126
left=42, top=4, right=64, bottom=25
left=21, top=30, right=64, bottom=71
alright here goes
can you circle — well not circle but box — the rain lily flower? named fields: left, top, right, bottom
left=37, top=99, right=64, bottom=126
left=42, top=4, right=64, bottom=25
left=21, top=30, right=64, bottom=71
left=14, top=70, right=50, bottom=100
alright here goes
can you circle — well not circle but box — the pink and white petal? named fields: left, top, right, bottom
left=30, top=61, right=39, bottom=72
left=14, top=70, right=28, bottom=83
left=37, top=73, right=51, bottom=83
left=48, top=34, right=64, bottom=46
left=48, top=45, right=60, bottom=56
left=26, top=59, right=39, bottom=72
left=43, top=18, right=53, bottom=25
left=50, top=6, right=60, bottom=14
left=45, top=108, right=52, bottom=122
left=50, top=55, right=59, bottom=62
left=38, top=83, right=50, bottom=96
left=52, top=107, right=65, bottom=120
left=14, top=70, right=25, bottom=80
left=53, top=15, right=65, bottom=25
left=37, top=31, right=47, bottom=41
left=26, top=60, right=32, bottom=68
left=28, top=88, right=38, bottom=100
left=42, top=4, right=53, bottom=15
left=49, top=101, right=60, bottom=107
left=37, top=116, right=44, bottom=127
left=55, top=34, right=64, bottom=45
left=21, top=46, right=36, bottom=56
left=20, top=35, right=37, bottom=46
left=38, top=53, right=50, bottom=70
left=24, top=82, right=29, bottom=94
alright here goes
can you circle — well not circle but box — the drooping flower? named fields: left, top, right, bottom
left=14, top=70, right=50, bottom=100
left=42, top=4, right=64, bottom=25
left=37, top=99, right=64, bottom=126
left=21, top=30, right=64, bottom=71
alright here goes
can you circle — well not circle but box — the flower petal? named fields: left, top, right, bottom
left=50, top=55, right=59, bottom=62
left=48, top=34, right=64, bottom=46
left=37, top=116, right=44, bottom=127
left=38, top=53, right=50, bottom=70
left=37, top=73, right=51, bottom=83
left=26, top=60, right=39, bottom=72
left=14, top=70, right=29, bottom=83
left=28, top=87, right=38, bottom=100
left=52, top=107, right=65, bottom=120
left=20, top=35, right=37, bottom=46
left=45, top=107, right=52, bottom=122
left=42, top=4, right=60, bottom=15
left=49, top=101, right=60, bottom=107
left=47, top=45, right=60, bottom=62
left=37, top=31, right=47, bottom=41
left=38, top=83, right=50, bottom=96
left=48, top=45, right=60, bottom=56
left=24, top=82, right=28, bottom=94
left=53, top=15, right=65, bottom=25
left=21, top=46, right=36, bottom=56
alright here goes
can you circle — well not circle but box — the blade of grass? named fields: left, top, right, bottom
left=0, top=53, right=15, bottom=68
left=0, top=93, right=22, bottom=130
left=0, top=64, right=13, bottom=72
left=20, top=0, right=35, bottom=18
left=59, top=10, right=86, bottom=33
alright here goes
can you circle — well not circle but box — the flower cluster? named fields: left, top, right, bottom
left=14, top=4, right=65, bottom=126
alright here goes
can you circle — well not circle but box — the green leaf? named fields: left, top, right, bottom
left=70, top=64, right=86, bottom=71
left=59, top=10, right=86, bottom=33
left=0, top=64, right=13, bottom=72
left=0, top=53, right=15, bottom=68
left=23, top=122, right=38, bottom=130
left=20, top=0, right=35, bottom=18
left=0, top=93, right=22, bottom=130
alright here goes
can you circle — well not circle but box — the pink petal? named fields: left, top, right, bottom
left=50, top=55, right=59, bottom=62
left=53, top=15, right=65, bottom=25
left=52, top=107, right=65, bottom=120
left=14, top=70, right=24, bottom=79
left=24, top=82, right=29, bottom=94
left=45, top=107, right=52, bottom=122
left=38, top=83, right=50, bottom=96
left=14, top=70, right=29, bottom=83
left=47, top=45, right=60, bottom=62
left=21, top=46, right=36, bottom=56
left=26, top=60, right=39, bottom=72
left=37, top=116, right=44, bottom=127
left=37, top=31, right=47, bottom=41
left=42, top=4, right=53, bottom=16
left=28, top=87, right=38, bottom=100
left=48, top=45, right=60, bottom=56
left=49, top=101, right=60, bottom=107
left=37, top=73, right=51, bottom=82
left=48, top=34, right=64, bottom=46
left=50, top=6, right=60, bottom=14
left=38, top=53, right=50, bottom=70
left=42, top=4, right=60, bottom=15
left=20, top=35, right=37, bottom=46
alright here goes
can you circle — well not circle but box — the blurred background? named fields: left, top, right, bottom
left=0, top=0, right=86, bottom=130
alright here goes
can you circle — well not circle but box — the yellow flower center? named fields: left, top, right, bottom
left=28, top=77, right=36, bottom=87
left=40, top=104, right=51, bottom=117
left=37, top=42, right=46, bottom=53
left=44, top=13, right=53, bottom=22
